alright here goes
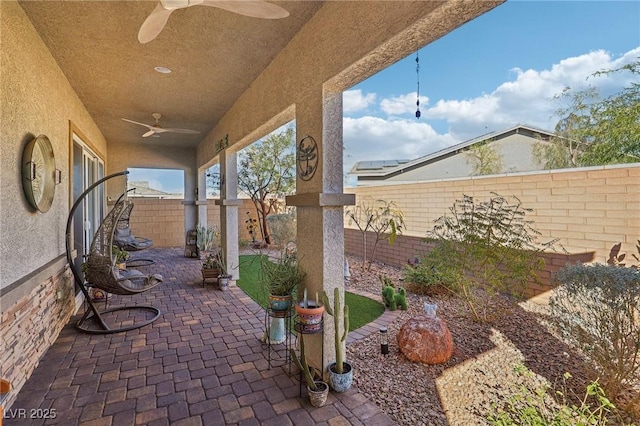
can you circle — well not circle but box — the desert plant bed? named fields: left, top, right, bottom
left=344, top=254, right=639, bottom=426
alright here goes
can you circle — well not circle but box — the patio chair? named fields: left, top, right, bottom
left=113, top=189, right=153, bottom=251
left=65, top=171, right=162, bottom=334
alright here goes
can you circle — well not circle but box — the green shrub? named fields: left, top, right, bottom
left=402, top=262, right=458, bottom=295
left=488, top=367, right=616, bottom=426
left=550, top=263, right=640, bottom=400
left=410, top=193, right=561, bottom=321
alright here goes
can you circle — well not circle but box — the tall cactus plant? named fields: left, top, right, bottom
left=323, top=288, right=350, bottom=374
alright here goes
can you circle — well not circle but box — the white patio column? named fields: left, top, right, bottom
left=286, top=88, right=355, bottom=377
left=196, top=168, right=207, bottom=228
left=183, top=167, right=200, bottom=248
left=215, top=149, right=241, bottom=284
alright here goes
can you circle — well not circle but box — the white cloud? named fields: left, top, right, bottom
left=343, top=47, right=640, bottom=183
left=343, top=89, right=377, bottom=114
left=423, top=48, right=640, bottom=140
left=343, top=116, right=456, bottom=174
left=380, top=92, right=429, bottom=116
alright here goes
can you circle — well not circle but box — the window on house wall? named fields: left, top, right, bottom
left=126, top=168, right=184, bottom=199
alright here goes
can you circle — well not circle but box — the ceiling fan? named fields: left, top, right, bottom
left=138, top=0, right=290, bottom=44
left=122, top=113, right=200, bottom=138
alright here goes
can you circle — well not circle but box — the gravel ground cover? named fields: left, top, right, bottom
left=343, top=255, right=636, bottom=426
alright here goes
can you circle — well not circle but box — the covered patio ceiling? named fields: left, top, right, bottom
left=18, top=0, right=503, bottom=153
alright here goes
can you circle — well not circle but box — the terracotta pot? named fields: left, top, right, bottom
left=295, top=301, right=324, bottom=333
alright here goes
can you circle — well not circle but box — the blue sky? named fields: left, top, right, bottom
left=131, top=0, right=640, bottom=193
left=343, top=1, right=640, bottom=180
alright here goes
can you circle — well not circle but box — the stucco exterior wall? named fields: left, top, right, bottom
left=1, top=1, right=107, bottom=290
left=345, top=164, right=640, bottom=286
left=0, top=1, right=108, bottom=407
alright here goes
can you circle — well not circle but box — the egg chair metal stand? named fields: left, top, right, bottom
left=65, top=171, right=162, bottom=334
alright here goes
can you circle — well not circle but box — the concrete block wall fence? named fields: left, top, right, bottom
left=128, top=198, right=258, bottom=248
left=119, top=164, right=640, bottom=293
left=345, top=164, right=640, bottom=296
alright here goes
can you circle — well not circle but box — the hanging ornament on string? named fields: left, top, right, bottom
left=415, top=50, right=421, bottom=119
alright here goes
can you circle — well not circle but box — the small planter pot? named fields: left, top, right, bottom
left=307, top=381, right=329, bottom=407
left=295, top=301, right=324, bottom=333
left=269, top=294, right=293, bottom=315
left=218, top=274, right=231, bottom=291
left=328, top=362, right=353, bottom=392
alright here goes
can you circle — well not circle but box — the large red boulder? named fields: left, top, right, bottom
left=397, top=315, right=453, bottom=364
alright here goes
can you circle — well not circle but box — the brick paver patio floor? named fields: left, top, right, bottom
left=7, top=248, right=395, bottom=425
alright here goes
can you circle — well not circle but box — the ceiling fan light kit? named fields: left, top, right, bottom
left=138, top=0, right=289, bottom=44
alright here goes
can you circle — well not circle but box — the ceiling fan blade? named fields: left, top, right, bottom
left=142, top=130, right=158, bottom=138
left=163, top=128, right=201, bottom=135
left=138, top=3, right=175, bottom=44
left=122, top=118, right=154, bottom=130
left=203, top=0, right=289, bottom=19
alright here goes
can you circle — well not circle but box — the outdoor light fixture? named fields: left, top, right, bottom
left=380, top=327, right=389, bottom=355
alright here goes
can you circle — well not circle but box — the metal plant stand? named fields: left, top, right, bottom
left=263, top=308, right=293, bottom=372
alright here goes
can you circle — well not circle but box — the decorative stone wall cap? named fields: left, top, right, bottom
left=286, top=193, right=356, bottom=207
left=214, top=198, right=243, bottom=206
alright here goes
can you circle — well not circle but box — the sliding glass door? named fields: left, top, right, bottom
left=72, top=135, right=104, bottom=284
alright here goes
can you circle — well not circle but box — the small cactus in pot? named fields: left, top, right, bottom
left=290, top=335, right=329, bottom=407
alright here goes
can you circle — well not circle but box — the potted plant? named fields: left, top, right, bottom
left=112, top=245, right=130, bottom=270
left=290, top=334, right=329, bottom=407
left=323, top=288, right=353, bottom=392
left=196, top=224, right=218, bottom=259
left=295, top=288, right=325, bottom=333
left=213, top=251, right=232, bottom=291
left=201, top=252, right=220, bottom=286
left=261, top=252, right=305, bottom=315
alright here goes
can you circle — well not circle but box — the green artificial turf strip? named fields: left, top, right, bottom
left=237, top=254, right=384, bottom=332
left=344, top=291, right=385, bottom=331
left=237, top=255, right=268, bottom=304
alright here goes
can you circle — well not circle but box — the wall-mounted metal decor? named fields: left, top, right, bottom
left=22, top=134, right=59, bottom=213
left=297, top=136, right=318, bottom=181
left=215, top=134, right=229, bottom=153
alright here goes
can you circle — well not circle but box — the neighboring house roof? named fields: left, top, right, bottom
left=349, top=124, right=554, bottom=178
left=128, top=181, right=172, bottom=198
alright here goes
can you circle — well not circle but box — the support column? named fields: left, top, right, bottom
left=183, top=167, right=199, bottom=255
left=196, top=169, right=207, bottom=227
left=286, top=88, right=355, bottom=377
left=215, top=150, right=241, bottom=284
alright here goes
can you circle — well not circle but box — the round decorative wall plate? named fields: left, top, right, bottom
left=296, top=136, right=318, bottom=181
left=22, top=134, right=56, bottom=213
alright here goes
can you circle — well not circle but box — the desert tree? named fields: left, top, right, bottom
left=466, top=141, right=503, bottom=176
left=534, top=59, right=640, bottom=169
left=238, top=128, right=295, bottom=245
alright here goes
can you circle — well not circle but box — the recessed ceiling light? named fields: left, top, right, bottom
left=154, top=66, right=172, bottom=74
